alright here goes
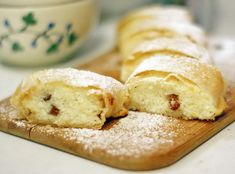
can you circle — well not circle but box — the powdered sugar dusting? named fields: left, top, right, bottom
left=12, top=120, right=28, bottom=128
left=0, top=100, right=35, bottom=130
left=35, top=111, right=184, bottom=158
left=20, top=68, right=124, bottom=96
left=0, top=99, right=19, bottom=119
left=130, top=37, right=210, bottom=62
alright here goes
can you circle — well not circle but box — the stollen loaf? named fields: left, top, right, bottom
left=125, top=56, right=227, bottom=120
left=11, top=68, right=129, bottom=129
left=121, top=37, right=211, bottom=81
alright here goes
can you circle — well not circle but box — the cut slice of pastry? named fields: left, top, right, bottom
left=118, top=21, right=207, bottom=58
left=118, top=5, right=192, bottom=32
left=125, top=56, right=227, bottom=120
left=121, top=37, right=211, bottom=81
left=11, top=68, right=129, bottom=129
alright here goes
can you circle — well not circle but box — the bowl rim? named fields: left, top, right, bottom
left=0, top=0, right=93, bottom=9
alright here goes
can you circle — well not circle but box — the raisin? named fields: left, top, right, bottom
left=109, top=97, right=114, bottom=105
left=97, top=112, right=102, bottom=119
left=49, top=105, right=60, bottom=116
left=27, top=109, right=32, bottom=116
left=168, top=94, right=180, bottom=110
left=43, top=94, right=51, bottom=101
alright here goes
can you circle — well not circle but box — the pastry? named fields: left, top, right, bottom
left=125, top=56, right=227, bottom=120
left=11, top=68, right=129, bottom=129
left=118, top=21, right=207, bottom=58
left=121, top=37, right=211, bottom=81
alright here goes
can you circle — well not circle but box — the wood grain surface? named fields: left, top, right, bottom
left=0, top=48, right=234, bottom=170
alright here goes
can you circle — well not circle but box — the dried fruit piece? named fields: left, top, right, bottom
left=49, top=105, right=60, bottom=116
left=97, top=112, right=102, bottom=119
left=109, top=96, right=114, bottom=105
left=168, top=94, right=180, bottom=110
left=43, top=94, right=51, bottom=101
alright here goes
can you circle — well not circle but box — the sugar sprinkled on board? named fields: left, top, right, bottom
left=13, top=120, right=32, bottom=129
left=0, top=99, right=35, bottom=130
left=0, top=99, right=185, bottom=158
left=0, top=99, right=19, bottom=119
left=36, top=111, right=184, bottom=158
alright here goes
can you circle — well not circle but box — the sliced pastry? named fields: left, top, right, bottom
left=125, top=56, right=227, bottom=120
left=11, top=68, right=129, bottom=129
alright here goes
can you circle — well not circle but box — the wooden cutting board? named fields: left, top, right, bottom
left=0, top=48, right=235, bottom=171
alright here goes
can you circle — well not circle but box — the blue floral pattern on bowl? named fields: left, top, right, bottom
left=0, top=12, right=78, bottom=54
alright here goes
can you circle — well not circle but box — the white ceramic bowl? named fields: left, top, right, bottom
left=0, top=0, right=97, bottom=66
